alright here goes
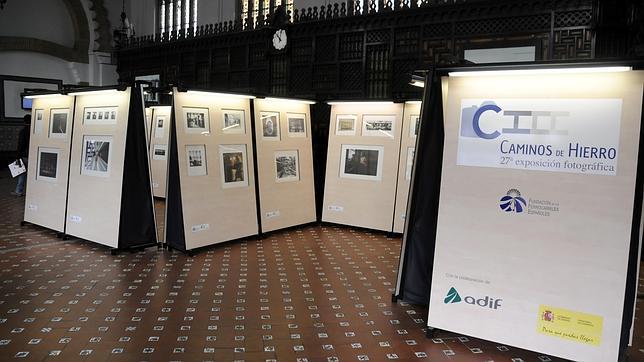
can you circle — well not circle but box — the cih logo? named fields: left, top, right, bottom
left=444, top=287, right=503, bottom=310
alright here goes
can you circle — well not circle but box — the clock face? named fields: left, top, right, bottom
left=272, top=29, right=287, bottom=50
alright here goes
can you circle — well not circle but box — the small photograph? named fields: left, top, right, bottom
left=222, top=110, right=245, bottom=134
left=49, top=109, right=69, bottom=139
left=37, top=147, right=59, bottom=182
left=339, top=144, right=384, bottom=181
left=186, top=144, right=207, bottom=176
left=336, top=115, right=357, bottom=136
left=410, top=115, right=420, bottom=137
left=405, top=147, right=415, bottom=181
left=287, top=113, right=306, bottom=138
left=34, top=109, right=44, bottom=135
left=184, top=107, right=209, bottom=133
left=81, top=135, right=112, bottom=177
left=261, top=112, right=280, bottom=140
left=362, top=115, right=396, bottom=137
left=219, top=144, right=249, bottom=188
left=153, top=144, right=167, bottom=160
left=84, top=106, right=118, bottom=125
left=154, top=116, right=166, bottom=139
left=275, top=150, right=300, bottom=182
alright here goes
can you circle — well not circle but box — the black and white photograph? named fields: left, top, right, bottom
left=184, top=107, right=209, bottom=133
left=339, top=144, right=384, bottom=181
left=275, top=150, right=300, bottom=182
left=49, top=109, right=69, bottom=138
left=336, top=115, right=357, bottom=136
left=186, top=144, right=207, bottom=176
left=84, top=106, right=118, bottom=125
left=37, top=147, right=59, bottom=182
left=410, top=115, right=420, bottom=137
left=261, top=112, right=280, bottom=140
left=153, top=144, right=167, bottom=160
left=34, top=109, right=44, bottom=135
left=222, top=110, right=245, bottom=134
left=81, top=135, right=112, bottom=177
left=287, top=113, right=306, bottom=137
left=154, top=116, right=165, bottom=138
left=219, top=144, right=248, bottom=188
left=362, top=115, right=396, bottom=137
left=405, top=147, right=415, bottom=181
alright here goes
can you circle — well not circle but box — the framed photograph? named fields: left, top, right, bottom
left=186, top=144, right=207, bottom=176
left=37, top=147, right=59, bottom=182
left=83, top=106, right=117, bottom=125
left=339, top=144, right=384, bottom=181
left=184, top=107, right=209, bottom=134
left=49, top=109, right=70, bottom=139
left=275, top=150, right=300, bottom=182
left=81, top=135, right=112, bottom=177
left=410, top=115, right=420, bottom=137
left=336, top=115, right=357, bottom=136
left=154, top=115, right=166, bottom=139
left=261, top=112, right=280, bottom=140
left=34, top=109, right=44, bottom=135
left=219, top=144, right=249, bottom=188
left=405, top=147, right=415, bottom=181
left=361, top=115, right=396, bottom=137
left=222, top=109, right=245, bottom=134
left=153, top=144, right=167, bottom=160
left=287, top=113, right=306, bottom=138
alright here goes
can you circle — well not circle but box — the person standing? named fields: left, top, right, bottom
left=12, top=114, right=31, bottom=196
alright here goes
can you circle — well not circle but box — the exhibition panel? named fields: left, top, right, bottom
left=23, top=94, right=75, bottom=232
left=167, top=89, right=258, bottom=251
left=145, top=107, right=153, bottom=145
left=393, top=101, right=421, bottom=233
left=149, top=106, right=171, bottom=198
left=253, top=98, right=316, bottom=233
left=322, top=102, right=404, bottom=232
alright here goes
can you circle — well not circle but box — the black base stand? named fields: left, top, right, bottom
left=391, top=294, right=398, bottom=303
left=425, top=327, right=439, bottom=338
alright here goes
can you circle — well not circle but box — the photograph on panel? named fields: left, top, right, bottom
left=81, top=135, right=112, bottom=177
left=222, top=109, right=245, bottom=134
left=275, top=150, right=300, bottom=182
left=287, top=113, right=306, bottom=137
left=83, top=106, right=118, bottom=125
left=361, top=115, right=396, bottom=137
left=153, top=144, right=167, bottom=160
left=186, top=144, right=207, bottom=176
left=34, top=109, right=44, bottom=135
left=37, top=147, right=59, bottom=182
left=219, top=144, right=248, bottom=188
left=184, top=107, right=210, bottom=134
left=155, top=116, right=166, bottom=138
left=261, top=112, right=280, bottom=140
left=335, top=115, right=357, bottom=136
left=49, top=109, right=70, bottom=138
left=339, top=144, right=384, bottom=181
left=410, top=115, right=420, bottom=137
left=405, top=147, right=415, bottom=181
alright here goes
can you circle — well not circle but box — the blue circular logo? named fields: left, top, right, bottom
left=500, top=189, right=527, bottom=213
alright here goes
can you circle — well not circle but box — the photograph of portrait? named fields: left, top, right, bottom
left=34, top=109, right=44, bottom=135
left=335, top=115, right=357, bottom=136
left=153, top=144, right=167, bottom=160
left=275, top=150, right=299, bottom=182
left=219, top=144, right=248, bottom=188
left=81, top=135, right=112, bottom=177
left=186, top=144, right=207, bottom=176
left=405, top=147, right=415, bottom=181
left=84, top=106, right=118, bottom=125
left=184, top=107, right=209, bottom=133
left=154, top=116, right=166, bottom=139
left=261, top=112, right=280, bottom=140
left=37, top=147, right=59, bottom=182
left=49, top=109, right=70, bottom=139
left=222, top=110, right=245, bottom=134
left=410, top=115, right=420, bottom=137
left=361, top=115, right=396, bottom=137
left=339, top=144, right=384, bottom=181
left=287, top=113, right=306, bottom=138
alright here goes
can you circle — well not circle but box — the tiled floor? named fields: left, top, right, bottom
left=1, top=173, right=643, bottom=361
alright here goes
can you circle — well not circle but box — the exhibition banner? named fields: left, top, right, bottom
left=427, top=69, right=644, bottom=362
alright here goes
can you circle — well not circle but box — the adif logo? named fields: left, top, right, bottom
left=444, top=287, right=503, bottom=310
left=500, top=189, right=527, bottom=213
left=460, top=101, right=568, bottom=140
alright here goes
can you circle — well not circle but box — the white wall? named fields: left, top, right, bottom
left=127, top=0, right=158, bottom=35
left=0, top=0, right=76, bottom=48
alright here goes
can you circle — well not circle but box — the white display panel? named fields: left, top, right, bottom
left=149, top=106, right=171, bottom=198
left=393, top=102, right=421, bottom=233
left=427, top=70, right=644, bottom=362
